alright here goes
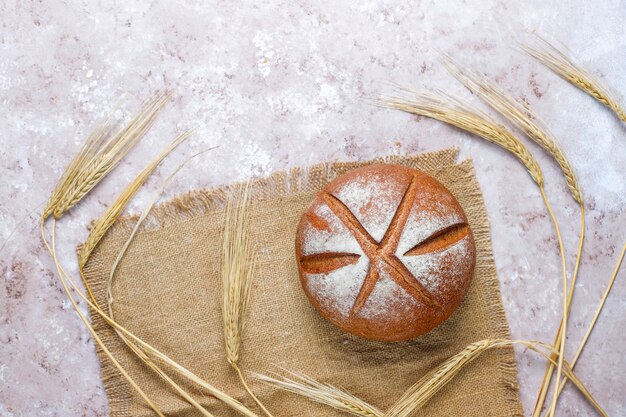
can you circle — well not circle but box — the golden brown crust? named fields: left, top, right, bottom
left=295, top=164, right=476, bottom=341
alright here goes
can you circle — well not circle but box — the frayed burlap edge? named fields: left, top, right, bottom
left=82, top=147, right=524, bottom=417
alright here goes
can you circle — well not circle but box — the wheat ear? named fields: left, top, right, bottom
left=221, top=184, right=275, bottom=417
left=46, top=93, right=169, bottom=220
left=254, top=340, right=604, bottom=417
left=221, top=184, right=254, bottom=367
left=43, top=98, right=260, bottom=417
left=384, top=339, right=606, bottom=417
left=521, top=35, right=626, bottom=123
left=43, top=109, right=114, bottom=220
left=48, top=183, right=260, bottom=417
left=255, top=370, right=383, bottom=417
left=79, top=131, right=192, bottom=271
left=440, top=58, right=587, bottom=417
left=376, top=90, right=543, bottom=186
left=78, top=130, right=192, bottom=306
left=442, top=55, right=583, bottom=204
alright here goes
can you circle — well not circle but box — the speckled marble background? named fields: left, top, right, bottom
left=1, top=1, right=625, bottom=416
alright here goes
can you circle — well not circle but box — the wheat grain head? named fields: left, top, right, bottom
left=521, top=35, right=626, bottom=123
left=43, top=113, right=114, bottom=219
left=255, top=370, right=383, bottom=417
left=221, top=183, right=255, bottom=367
left=49, top=93, right=169, bottom=219
left=377, top=90, right=544, bottom=186
left=384, top=339, right=606, bottom=417
left=78, top=130, right=192, bottom=270
left=442, top=55, right=583, bottom=204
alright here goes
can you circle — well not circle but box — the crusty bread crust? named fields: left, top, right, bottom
left=295, top=164, right=476, bottom=341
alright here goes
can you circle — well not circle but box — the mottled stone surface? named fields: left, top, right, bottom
left=0, top=1, right=624, bottom=416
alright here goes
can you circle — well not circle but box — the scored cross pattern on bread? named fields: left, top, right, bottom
left=295, top=164, right=476, bottom=341
left=299, top=175, right=470, bottom=317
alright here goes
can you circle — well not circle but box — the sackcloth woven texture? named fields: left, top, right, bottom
left=82, top=148, right=524, bottom=417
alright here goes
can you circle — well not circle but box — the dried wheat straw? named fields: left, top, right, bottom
left=256, top=339, right=605, bottom=417
left=105, top=146, right=218, bottom=417
left=79, top=130, right=192, bottom=271
left=444, top=56, right=584, bottom=416
left=46, top=93, right=169, bottom=220
left=521, top=35, right=626, bottom=123
left=376, top=91, right=544, bottom=186
left=56, top=228, right=260, bottom=416
left=95, top=147, right=259, bottom=417
left=221, top=184, right=275, bottom=417
left=39, top=219, right=167, bottom=417
left=78, top=130, right=192, bottom=306
left=45, top=169, right=214, bottom=417
left=439, top=46, right=590, bottom=417
left=442, top=55, right=583, bottom=204
left=378, top=88, right=573, bottom=417
left=530, top=209, right=585, bottom=417
left=256, top=370, right=384, bottom=417
left=42, top=97, right=259, bottom=417
left=519, top=35, right=626, bottom=417
left=554, top=242, right=625, bottom=402
left=440, top=56, right=587, bottom=417
left=40, top=94, right=171, bottom=416
left=47, top=182, right=260, bottom=417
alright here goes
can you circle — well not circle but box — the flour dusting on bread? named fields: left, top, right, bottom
left=295, top=164, right=476, bottom=341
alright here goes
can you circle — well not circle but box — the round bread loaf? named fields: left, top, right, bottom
left=295, top=164, right=476, bottom=341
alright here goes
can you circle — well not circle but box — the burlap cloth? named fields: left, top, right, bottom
left=83, top=148, right=524, bottom=417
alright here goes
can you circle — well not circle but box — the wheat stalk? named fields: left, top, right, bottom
left=376, top=90, right=544, bottom=186
left=68, top=225, right=260, bottom=417
left=378, top=89, right=586, bottom=417
left=78, top=130, right=192, bottom=270
left=255, top=370, right=384, bottom=417
left=537, top=187, right=571, bottom=417
left=521, top=35, right=626, bottom=124
left=42, top=96, right=260, bottom=417
left=48, top=93, right=169, bottom=219
left=442, top=55, right=583, bottom=204
left=47, top=179, right=261, bottom=417
left=104, top=145, right=218, bottom=417
left=40, top=94, right=170, bottom=416
left=440, top=57, right=588, bottom=417
left=40, top=219, right=167, bottom=417
left=254, top=339, right=605, bottom=417
left=384, top=339, right=606, bottom=417
left=519, top=34, right=625, bottom=417
left=77, top=150, right=260, bottom=417
left=77, top=130, right=192, bottom=305
left=221, top=184, right=275, bottom=417
left=553, top=242, right=625, bottom=404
